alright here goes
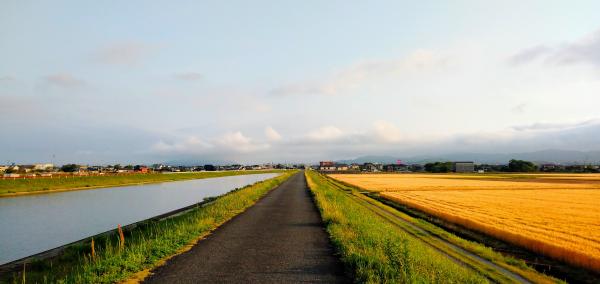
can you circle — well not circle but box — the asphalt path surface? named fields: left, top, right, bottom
left=144, top=172, right=348, bottom=283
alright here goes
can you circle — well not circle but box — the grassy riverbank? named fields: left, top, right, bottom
left=0, top=170, right=282, bottom=197
left=305, top=171, right=560, bottom=283
left=2, top=171, right=295, bottom=283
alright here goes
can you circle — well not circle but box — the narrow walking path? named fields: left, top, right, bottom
left=144, top=172, right=348, bottom=283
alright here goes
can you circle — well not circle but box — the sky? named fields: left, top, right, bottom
left=2, top=1, right=600, bottom=164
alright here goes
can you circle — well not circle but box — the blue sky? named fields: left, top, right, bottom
left=2, top=1, right=600, bottom=164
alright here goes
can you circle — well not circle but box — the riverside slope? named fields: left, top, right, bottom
left=144, top=171, right=348, bottom=283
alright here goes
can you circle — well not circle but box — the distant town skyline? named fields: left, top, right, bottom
left=2, top=1, right=600, bottom=164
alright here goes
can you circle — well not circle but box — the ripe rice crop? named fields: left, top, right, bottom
left=330, top=173, right=600, bottom=192
left=330, top=173, right=600, bottom=272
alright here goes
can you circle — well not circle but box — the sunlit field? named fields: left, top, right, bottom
left=330, top=173, right=600, bottom=272
left=330, top=173, right=600, bottom=191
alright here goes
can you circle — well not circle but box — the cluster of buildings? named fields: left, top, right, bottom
left=316, top=161, right=446, bottom=172
left=317, top=161, right=478, bottom=173
left=453, top=162, right=476, bottom=173
left=1, top=162, right=305, bottom=178
left=0, top=164, right=56, bottom=177
left=150, top=163, right=302, bottom=172
left=0, top=163, right=155, bottom=178
left=474, top=163, right=600, bottom=173
left=318, top=161, right=476, bottom=173
left=318, top=160, right=600, bottom=173
left=538, top=164, right=599, bottom=172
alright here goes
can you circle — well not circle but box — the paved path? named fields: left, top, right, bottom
left=144, top=172, right=348, bottom=283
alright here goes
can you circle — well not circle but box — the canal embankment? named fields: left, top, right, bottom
left=0, top=170, right=282, bottom=197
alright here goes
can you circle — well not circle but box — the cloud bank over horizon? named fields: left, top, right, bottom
left=2, top=1, right=600, bottom=164
left=144, top=118, right=600, bottom=163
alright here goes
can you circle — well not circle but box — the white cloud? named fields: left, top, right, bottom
left=45, top=73, right=85, bottom=88
left=218, top=131, right=251, bottom=146
left=216, top=131, right=270, bottom=153
left=94, top=42, right=158, bottom=66
left=152, top=132, right=272, bottom=155
left=307, top=126, right=344, bottom=141
left=372, top=120, right=403, bottom=143
left=152, top=136, right=213, bottom=154
left=270, top=49, right=449, bottom=96
left=265, top=126, right=282, bottom=141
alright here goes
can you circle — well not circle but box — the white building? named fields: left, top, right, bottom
left=34, top=164, right=54, bottom=171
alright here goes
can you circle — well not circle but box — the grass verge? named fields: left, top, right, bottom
left=0, top=170, right=283, bottom=197
left=305, top=170, right=489, bottom=283
left=1, top=171, right=295, bottom=284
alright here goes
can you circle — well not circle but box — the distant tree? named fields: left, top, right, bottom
left=507, top=159, right=537, bottom=172
left=124, top=165, right=134, bottom=170
left=204, top=164, right=216, bottom=171
left=424, top=162, right=453, bottom=173
left=4, top=167, right=15, bottom=174
left=409, top=164, right=424, bottom=172
left=113, top=164, right=122, bottom=170
left=61, top=164, right=80, bottom=172
left=424, top=163, right=435, bottom=172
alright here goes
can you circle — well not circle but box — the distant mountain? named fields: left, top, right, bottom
left=337, top=149, right=600, bottom=165
left=336, top=155, right=405, bottom=165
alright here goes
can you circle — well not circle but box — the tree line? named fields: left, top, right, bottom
left=424, top=159, right=537, bottom=173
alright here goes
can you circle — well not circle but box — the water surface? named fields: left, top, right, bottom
left=0, top=173, right=279, bottom=265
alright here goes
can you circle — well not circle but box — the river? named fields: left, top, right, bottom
left=0, top=173, right=279, bottom=265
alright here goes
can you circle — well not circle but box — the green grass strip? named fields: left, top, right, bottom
left=305, top=170, right=488, bottom=283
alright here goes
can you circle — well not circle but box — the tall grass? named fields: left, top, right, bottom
left=0, top=170, right=282, bottom=196
left=3, top=171, right=295, bottom=283
left=305, top=170, right=488, bottom=283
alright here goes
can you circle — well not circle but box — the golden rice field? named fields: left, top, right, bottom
left=330, top=173, right=600, bottom=272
